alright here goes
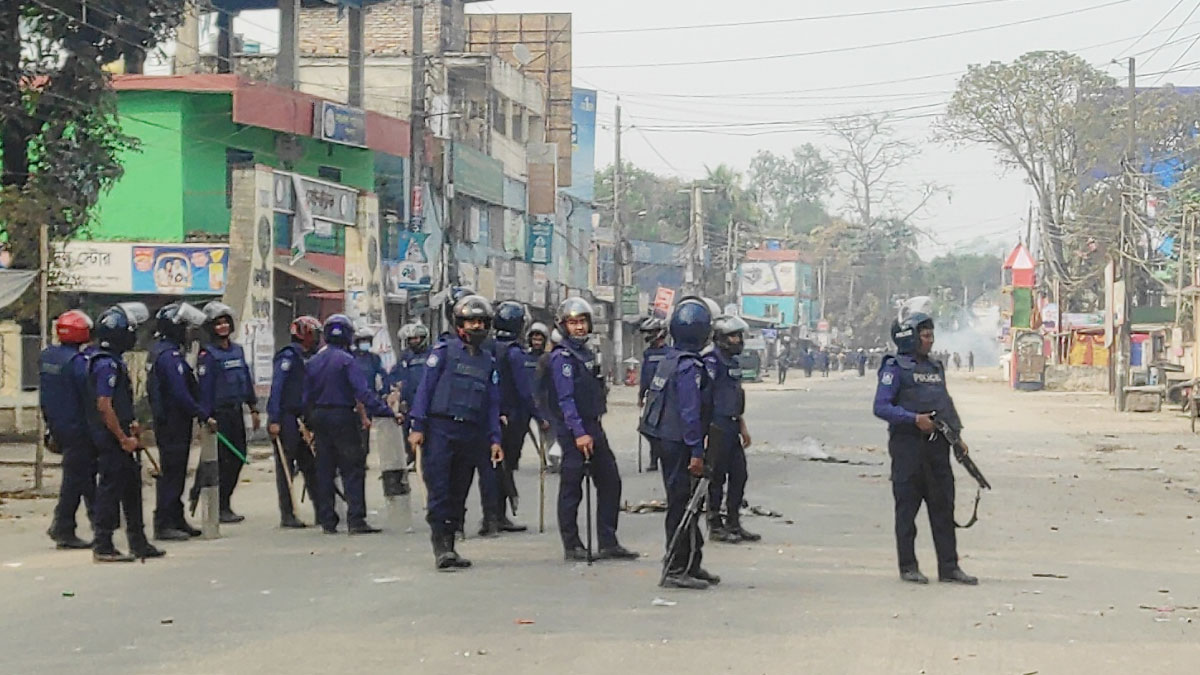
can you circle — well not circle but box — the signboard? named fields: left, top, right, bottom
left=52, top=242, right=229, bottom=295
left=313, top=100, right=367, bottom=148
left=739, top=261, right=797, bottom=296
left=514, top=261, right=532, bottom=304
left=652, top=287, right=675, bottom=318
left=453, top=143, right=504, bottom=205
left=387, top=231, right=432, bottom=291
left=503, top=209, right=526, bottom=257
left=567, top=88, right=597, bottom=202
left=272, top=171, right=358, bottom=226
left=527, top=162, right=557, bottom=215
left=527, top=218, right=553, bottom=264
left=531, top=267, right=548, bottom=307
left=620, top=285, right=639, bottom=317
left=496, top=260, right=517, bottom=300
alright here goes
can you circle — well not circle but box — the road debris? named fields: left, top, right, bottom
left=651, top=598, right=677, bottom=607
left=1031, top=573, right=1068, bottom=579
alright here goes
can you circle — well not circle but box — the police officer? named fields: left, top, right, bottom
left=547, top=297, right=638, bottom=562
left=487, top=300, right=546, bottom=534
left=527, top=322, right=549, bottom=357
left=640, top=297, right=719, bottom=589
left=197, top=302, right=259, bottom=523
left=408, top=295, right=503, bottom=570
left=352, top=326, right=387, bottom=456
left=89, top=303, right=165, bottom=562
left=41, top=310, right=98, bottom=549
left=638, top=317, right=669, bottom=472
left=267, top=316, right=322, bottom=528
left=873, top=311, right=977, bottom=586
left=390, top=323, right=431, bottom=473
left=704, top=314, right=760, bottom=545
left=147, top=302, right=213, bottom=541
left=305, top=314, right=400, bottom=534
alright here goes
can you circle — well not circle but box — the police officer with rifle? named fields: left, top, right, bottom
left=267, top=315, right=323, bottom=528
left=873, top=305, right=978, bottom=586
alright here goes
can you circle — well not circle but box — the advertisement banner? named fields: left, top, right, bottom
left=568, top=88, right=597, bottom=202
left=531, top=267, right=548, bottom=307
left=739, top=261, right=797, bottom=296
left=313, top=100, right=367, bottom=148
left=514, top=261, right=532, bottom=304
left=496, top=260, right=517, bottom=300
left=503, top=209, right=526, bottom=257
left=652, top=287, right=675, bottom=318
left=236, top=167, right=276, bottom=392
left=388, top=231, right=433, bottom=291
left=52, top=242, right=229, bottom=295
left=527, top=162, right=557, bottom=215
left=527, top=218, right=553, bottom=264
left=453, top=143, right=504, bottom=205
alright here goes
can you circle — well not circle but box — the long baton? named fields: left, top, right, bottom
left=271, top=436, right=299, bottom=515
left=214, top=431, right=250, bottom=464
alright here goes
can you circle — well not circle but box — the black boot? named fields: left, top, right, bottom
left=177, top=519, right=202, bottom=537
left=48, top=525, right=92, bottom=550
left=280, top=513, right=307, bottom=529
left=938, top=567, right=979, bottom=585
left=498, top=515, right=528, bottom=533
left=154, top=526, right=191, bottom=542
left=900, top=568, right=930, bottom=584
left=129, top=533, right=166, bottom=559
left=432, top=532, right=457, bottom=570
left=445, top=534, right=471, bottom=568
left=726, top=518, right=761, bottom=542
left=709, top=516, right=741, bottom=544
left=478, top=517, right=501, bottom=538
left=219, top=509, right=245, bottom=524
left=92, top=534, right=135, bottom=563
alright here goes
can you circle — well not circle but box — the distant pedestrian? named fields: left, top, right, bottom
left=968, top=351, right=975, bottom=372
left=953, top=352, right=962, bottom=371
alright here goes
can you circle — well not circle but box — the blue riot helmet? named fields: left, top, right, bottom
left=97, top=302, right=149, bottom=353
left=443, top=286, right=476, bottom=323
left=324, top=314, right=355, bottom=347
left=713, top=315, right=750, bottom=356
left=556, top=297, right=594, bottom=346
left=453, top=294, right=494, bottom=348
left=155, top=301, right=206, bottom=345
left=493, top=300, right=526, bottom=341
left=891, top=313, right=934, bottom=355
left=669, top=296, right=713, bottom=352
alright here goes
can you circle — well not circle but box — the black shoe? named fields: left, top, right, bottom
left=219, top=509, right=245, bottom=524
left=564, top=546, right=590, bottom=562
left=477, top=519, right=501, bottom=538
left=348, top=523, right=382, bottom=535
left=938, top=568, right=979, bottom=585
left=280, top=514, right=307, bottom=529
left=498, top=517, right=528, bottom=533
left=596, top=544, right=639, bottom=561
left=321, top=524, right=339, bottom=534
left=93, top=544, right=135, bottom=563
left=52, top=533, right=93, bottom=550
left=689, top=567, right=721, bottom=585
left=442, top=534, right=471, bottom=569
left=177, top=520, right=202, bottom=537
left=661, top=573, right=709, bottom=590
left=710, top=527, right=742, bottom=544
left=646, top=463, right=658, bottom=472
left=511, top=460, right=520, bottom=472
left=130, top=539, right=166, bottom=559
left=154, top=528, right=191, bottom=542
left=728, top=523, right=761, bottom=542
left=900, top=569, right=930, bottom=584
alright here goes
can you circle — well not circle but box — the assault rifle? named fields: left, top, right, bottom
left=930, top=416, right=991, bottom=490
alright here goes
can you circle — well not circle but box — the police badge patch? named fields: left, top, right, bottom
left=107, top=375, right=117, bottom=387
left=280, top=359, right=291, bottom=372
left=880, top=372, right=894, bottom=386
left=492, top=370, right=500, bottom=384
left=562, top=363, right=573, bottom=378
left=426, top=354, right=439, bottom=367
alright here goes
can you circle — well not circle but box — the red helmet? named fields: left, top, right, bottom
left=54, top=309, right=93, bottom=345
left=290, top=315, right=322, bottom=352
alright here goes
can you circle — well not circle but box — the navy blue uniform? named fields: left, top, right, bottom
left=547, top=339, right=623, bottom=551
left=640, top=347, right=707, bottom=574
left=873, top=353, right=963, bottom=576
left=267, top=342, right=318, bottom=520
left=389, top=347, right=428, bottom=462
left=87, top=351, right=146, bottom=544
left=305, top=345, right=394, bottom=531
left=147, top=339, right=207, bottom=532
left=353, top=350, right=388, bottom=456
left=639, top=344, right=670, bottom=470
left=197, top=341, right=257, bottom=512
left=704, top=348, right=748, bottom=527
left=40, top=344, right=98, bottom=540
left=494, top=339, right=544, bottom=479
left=409, top=335, right=502, bottom=538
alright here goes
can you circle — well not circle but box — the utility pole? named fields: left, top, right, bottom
left=1116, top=57, right=1136, bottom=412
left=612, top=100, right=624, bottom=369
left=34, top=223, right=48, bottom=490
left=348, top=5, right=365, bottom=107
left=409, top=0, right=426, bottom=235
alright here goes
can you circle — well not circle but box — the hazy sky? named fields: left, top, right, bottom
left=463, top=0, right=1200, bottom=258
left=233, top=1, right=1200, bottom=258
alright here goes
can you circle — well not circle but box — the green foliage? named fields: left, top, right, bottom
left=746, top=144, right=831, bottom=237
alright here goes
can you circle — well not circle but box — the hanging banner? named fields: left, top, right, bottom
left=527, top=218, right=553, bottom=264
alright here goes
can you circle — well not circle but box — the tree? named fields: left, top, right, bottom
left=1, top=0, right=184, bottom=324
left=941, top=51, right=1116, bottom=290
left=594, top=162, right=689, bottom=244
left=746, top=144, right=832, bottom=238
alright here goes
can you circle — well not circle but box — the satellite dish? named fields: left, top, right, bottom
left=513, top=43, right=533, bottom=66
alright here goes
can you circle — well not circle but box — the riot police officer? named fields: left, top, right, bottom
left=638, top=317, right=669, bottom=472
left=705, top=315, right=759, bottom=544
left=487, top=300, right=545, bottom=534
left=408, top=295, right=503, bottom=570
left=267, top=316, right=322, bottom=528
left=89, top=303, right=164, bottom=562
left=640, top=297, right=719, bottom=589
left=390, top=323, right=431, bottom=474
left=527, top=322, right=550, bottom=357
left=197, top=302, right=259, bottom=523
left=352, top=326, right=387, bottom=456
left=547, top=297, right=638, bottom=562
left=305, top=314, right=400, bottom=534
left=873, top=311, right=977, bottom=585
left=40, top=310, right=98, bottom=549
left=147, top=302, right=213, bottom=541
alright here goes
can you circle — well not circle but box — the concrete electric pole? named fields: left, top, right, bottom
left=612, top=100, right=625, bottom=372
left=1116, top=56, right=1136, bottom=412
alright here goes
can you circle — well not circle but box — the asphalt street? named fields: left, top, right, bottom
left=2, top=370, right=1199, bottom=674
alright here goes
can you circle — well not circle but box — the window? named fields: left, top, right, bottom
left=512, top=106, right=525, bottom=142
left=225, top=148, right=255, bottom=208
left=317, top=166, right=342, bottom=183
left=597, top=243, right=616, bottom=286
left=492, top=93, right=507, bottom=135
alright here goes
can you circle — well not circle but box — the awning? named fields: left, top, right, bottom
left=0, top=270, right=37, bottom=310
left=275, top=260, right=343, bottom=292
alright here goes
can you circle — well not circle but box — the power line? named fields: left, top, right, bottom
left=1140, top=0, right=1200, bottom=68
left=576, top=0, right=1037, bottom=35
left=1115, top=0, right=1188, bottom=59
left=1152, top=33, right=1200, bottom=84
left=578, top=0, right=1132, bottom=70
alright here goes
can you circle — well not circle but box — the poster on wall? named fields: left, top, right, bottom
left=739, top=261, right=797, bottom=296
left=131, top=245, right=229, bottom=295
left=527, top=218, right=553, bottom=264
left=239, top=167, right=276, bottom=392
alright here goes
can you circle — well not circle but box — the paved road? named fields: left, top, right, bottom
left=2, top=372, right=1198, bottom=673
